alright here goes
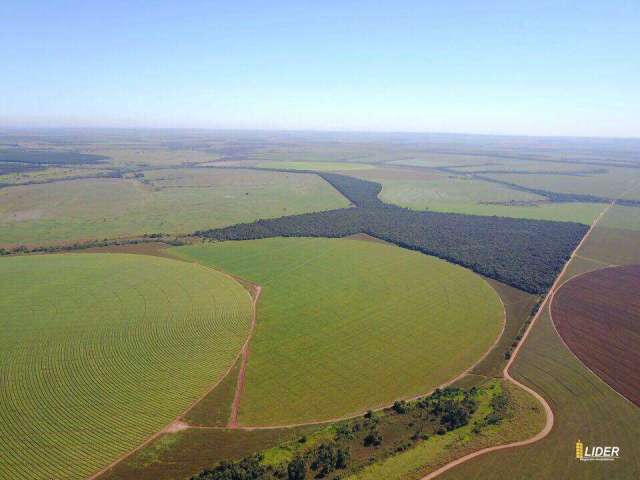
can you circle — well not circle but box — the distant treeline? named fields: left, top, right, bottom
left=196, top=202, right=587, bottom=294
left=0, top=149, right=109, bottom=166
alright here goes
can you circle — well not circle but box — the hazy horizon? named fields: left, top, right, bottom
left=2, top=1, right=638, bottom=138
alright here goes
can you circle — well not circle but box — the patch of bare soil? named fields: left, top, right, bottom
left=164, top=420, right=191, bottom=433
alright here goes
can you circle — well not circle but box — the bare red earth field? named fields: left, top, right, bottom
left=551, top=265, right=640, bottom=407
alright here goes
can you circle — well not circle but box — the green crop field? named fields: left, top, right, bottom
left=173, top=237, right=504, bottom=427
left=0, top=253, right=252, bottom=480
left=0, top=168, right=349, bottom=246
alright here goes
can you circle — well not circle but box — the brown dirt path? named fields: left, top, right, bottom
left=228, top=285, right=262, bottom=428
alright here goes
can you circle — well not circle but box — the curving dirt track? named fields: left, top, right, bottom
left=551, top=265, right=640, bottom=407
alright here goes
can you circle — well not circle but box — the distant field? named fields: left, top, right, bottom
left=0, top=168, right=349, bottom=246
left=0, top=253, right=251, bottom=480
left=173, top=237, right=503, bottom=426
left=390, top=154, right=502, bottom=168
left=256, top=161, right=374, bottom=171
left=86, top=147, right=220, bottom=167
left=552, top=265, right=640, bottom=406
left=453, top=160, right=609, bottom=173
left=352, top=167, right=544, bottom=204
left=349, top=167, right=604, bottom=224
left=484, top=167, right=640, bottom=199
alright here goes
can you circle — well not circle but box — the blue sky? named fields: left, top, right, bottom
left=1, top=1, right=638, bottom=137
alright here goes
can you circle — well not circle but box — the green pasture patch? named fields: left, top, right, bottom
left=0, top=253, right=251, bottom=480
left=173, top=237, right=503, bottom=427
left=0, top=168, right=349, bottom=246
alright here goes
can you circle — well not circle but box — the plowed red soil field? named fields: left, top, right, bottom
left=551, top=265, right=640, bottom=406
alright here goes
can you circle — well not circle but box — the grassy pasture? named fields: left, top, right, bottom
left=0, top=168, right=349, bottom=246
left=0, top=253, right=252, bottom=480
left=173, top=237, right=503, bottom=426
